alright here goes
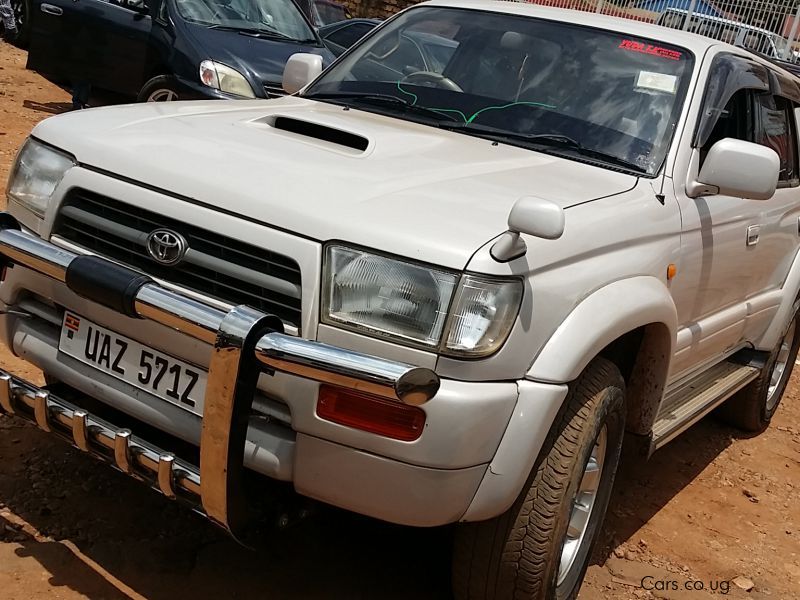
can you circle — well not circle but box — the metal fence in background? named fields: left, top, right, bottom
left=523, top=0, right=800, bottom=62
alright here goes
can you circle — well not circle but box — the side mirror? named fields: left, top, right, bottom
left=490, top=196, right=565, bottom=262
left=689, top=138, right=779, bottom=200
left=508, top=196, right=565, bottom=239
left=282, top=53, right=323, bottom=94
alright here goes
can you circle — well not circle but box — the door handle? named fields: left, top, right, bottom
left=746, top=225, right=760, bottom=246
left=40, top=3, right=64, bottom=15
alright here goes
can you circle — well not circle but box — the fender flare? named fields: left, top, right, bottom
left=527, top=276, right=678, bottom=383
left=462, top=277, right=677, bottom=521
left=756, top=247, right=800, bottom=350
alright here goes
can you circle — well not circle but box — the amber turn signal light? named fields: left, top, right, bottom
left=316, top=384, right=426, bottom=441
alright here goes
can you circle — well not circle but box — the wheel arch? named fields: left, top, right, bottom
left=526, top=276, right=677, bottom=385
left=598, top=321, right=673, bottom=435
left=463, top=277, right=677, bottom=522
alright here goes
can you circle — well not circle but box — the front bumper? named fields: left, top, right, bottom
left=0, top=220, right=459, bottom=531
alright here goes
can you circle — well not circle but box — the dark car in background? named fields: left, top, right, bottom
left=24, top=0, right=340, bottom=101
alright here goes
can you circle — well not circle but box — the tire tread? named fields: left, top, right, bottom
left=453, top=358, right=625, bottom=600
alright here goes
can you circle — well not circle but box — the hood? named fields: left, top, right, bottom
left=185, top=24, right=332, bottom=90
left=33, top=98, right=637, bottom=269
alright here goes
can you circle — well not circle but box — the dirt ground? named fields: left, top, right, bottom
left=0, top=40, right=799, bottom=600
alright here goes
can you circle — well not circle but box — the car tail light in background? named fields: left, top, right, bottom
left=316, top=384, right=426, bottom=441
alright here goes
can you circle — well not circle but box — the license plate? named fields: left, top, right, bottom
left=58, top=312, right=207, bottom=416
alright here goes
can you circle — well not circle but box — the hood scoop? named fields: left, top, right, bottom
left=269, top=116, right=369, bottom=152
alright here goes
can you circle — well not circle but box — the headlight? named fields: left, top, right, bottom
left=7, top=139, right=75, bottom=218
left=199, top=60, right=256, bottom=98
left=322, top=245, right=523, bottom=357
left=323, top=245, right=458, bottom=348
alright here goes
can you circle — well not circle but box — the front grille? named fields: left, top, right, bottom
left=53, top=189, right=302, bottom=329
left=263, top=82, right=286, bottom=98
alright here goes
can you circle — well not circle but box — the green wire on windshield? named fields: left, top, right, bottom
left=396, top=81, right=555, bottom=123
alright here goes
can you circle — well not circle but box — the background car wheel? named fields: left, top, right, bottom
left=452, top=357, right=625, bottom=600
left=138, top=75, right=182, bottom=102
left=717, top=308, right=800, bottom=432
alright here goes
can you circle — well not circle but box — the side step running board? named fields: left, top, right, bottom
left=652, top=360, right=760, bottom=450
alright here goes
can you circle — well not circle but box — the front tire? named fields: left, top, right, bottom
left=137, top=75, right=182, bottom=102
left=452, top=358, right=625, bottom=600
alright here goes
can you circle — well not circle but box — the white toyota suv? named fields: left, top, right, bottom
left=2, top=2, right=799, bottom=598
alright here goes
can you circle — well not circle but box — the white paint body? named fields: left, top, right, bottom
left=3, top=0, right=800, bottom=526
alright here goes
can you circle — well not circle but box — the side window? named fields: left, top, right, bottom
left=700, top=88, right=754, bottom=162
left=700, top=88, right=799, bottom=187
left=755, top=93, right=798, bottom=185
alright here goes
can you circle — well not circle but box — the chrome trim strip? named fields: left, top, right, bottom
left=33, top=390, right=51, bottom=432
left=134, top=284, right=225, bottom=345
left=0, top=373, right=13, bottom=414
left=255, top=332, right=440, bottom=405
left=0, top=229, right=73, bottom=282
left=114, top=429, right=133, bottom=474
left=72, top=409, right=90, bottom=451
left=158, top=454, right=177, bottom=499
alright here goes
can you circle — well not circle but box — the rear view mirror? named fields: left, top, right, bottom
left=690, top=138, right=779, bottom=200
left=282, top=54, right=323, bottom=94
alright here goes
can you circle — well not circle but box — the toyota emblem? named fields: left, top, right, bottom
left=146, top=229, right=188, bottom=266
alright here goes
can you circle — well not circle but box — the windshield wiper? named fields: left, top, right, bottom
left=207, top=24, right=297, bottom=41
left=302, top=92, right=460, bottom=122
left=438, top=123, right=646, bottom=173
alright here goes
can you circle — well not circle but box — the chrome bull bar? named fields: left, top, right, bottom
left=0, top=218, right=440, bottom=535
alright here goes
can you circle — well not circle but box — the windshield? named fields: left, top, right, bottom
left=304, top=7, right=694, bottom=175
left=175, top=0, right=315, bottom=41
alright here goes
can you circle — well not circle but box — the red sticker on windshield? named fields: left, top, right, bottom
left=619, top=40, right=681, bottom=61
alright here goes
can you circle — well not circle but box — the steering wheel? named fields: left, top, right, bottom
left=400, top=71, right=463, bottom=92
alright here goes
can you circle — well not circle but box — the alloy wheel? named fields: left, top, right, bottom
left=557, top=424, right=607, bottom=586
left=147, top=89, right=178, bottom=102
